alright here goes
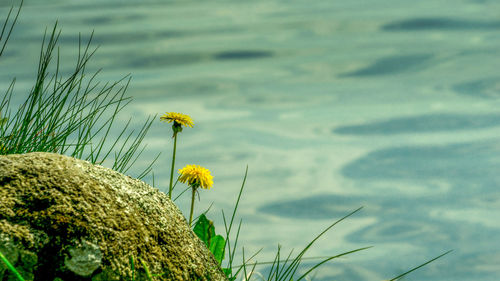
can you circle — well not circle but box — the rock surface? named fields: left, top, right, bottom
left=0, top=152, right=228, bottom=281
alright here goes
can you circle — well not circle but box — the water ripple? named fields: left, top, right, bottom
left=382, top=17, right=500, bottom=31
left=214, top=50, right=274, bottom=60
left=334, top=113, right=500, bottom=135
left=341, top=141, right=500, bottom=181
left=339, top=54, right=433, bottom=77
left=453, top=78, right=500, bottom=99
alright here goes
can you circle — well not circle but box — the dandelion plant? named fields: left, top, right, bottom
left=160, top=112, right=194, bottom=198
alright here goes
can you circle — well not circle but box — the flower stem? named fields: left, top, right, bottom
left=189, top=186, right=196, bottom=227
left=168, top=134, right=177, bottom=199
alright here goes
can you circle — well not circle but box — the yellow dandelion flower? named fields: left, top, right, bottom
left=160, top=112, right=194, bottom=128
left=178, top=164, right=213, bottom=189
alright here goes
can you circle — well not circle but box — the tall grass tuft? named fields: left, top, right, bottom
left=0, top=2, right=159, bottom=181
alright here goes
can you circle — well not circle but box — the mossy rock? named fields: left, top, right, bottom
left=0, top=152, right=227, bottom=281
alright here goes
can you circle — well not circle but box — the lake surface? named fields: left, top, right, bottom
left=1, top=0, right=500, bottom=280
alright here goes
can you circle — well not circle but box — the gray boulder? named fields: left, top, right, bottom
left=0, top=152, right=228, bottom=281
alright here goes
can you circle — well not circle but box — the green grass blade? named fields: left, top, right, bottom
left=139, top=258, right=154, bottom=281
left=296, top=246, right=372, bottom=281
left=276, top=248, right=295, bottom=280
left=276, top=207, right=363, bottom=280
left=0, top=251, right=25, bottom=281
left=192, top=202, right=214, bottom=225
left=228, top=166, right=248, bottom=235
left=233, top=254, right=363, bottom=268
left=230, top=247, right=262, bottom=279
left=387, top=250, right=453, bottom=281
left=0, top=0, right=22, bottom=58
left=222, top=166, right=248, bottom=279
left=241, top=247, right=258, bottom=281
left=173, top=183, right=189, bottom=202
left=129, top=255, right=135, bottom=281
left=265, top=246, right=281, bottom=280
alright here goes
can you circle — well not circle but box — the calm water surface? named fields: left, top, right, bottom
left=1, top=0, right=500, bottom=280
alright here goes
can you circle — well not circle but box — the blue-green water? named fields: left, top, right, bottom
left=2, top=0, right=500, bottom=280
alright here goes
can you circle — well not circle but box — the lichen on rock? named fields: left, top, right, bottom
left=0, top=152, right=227, bottom=281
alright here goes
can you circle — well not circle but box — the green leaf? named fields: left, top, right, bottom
left=209, top=234, right=226, bottom=265
left=222, top=267, right=231, bottom=275
left=222, top=268, right=236, bottom=281
left=193, top=214, right=215, bottom=248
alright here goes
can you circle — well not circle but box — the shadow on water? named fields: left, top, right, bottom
left=213, top=50, right=274, bottom=60
left=258, top=140, right=500, bottom=221
left=258, top=195, right=454, bottom=248
left=117, top=50, right=274, bottom=68
left=453, top=78, right=500, bottom=99
left=334, top=113, right=500, bottom=135
left=341, top=141, right=500, bottom=181
left=338, top=54, right=433, bottom=77
left=258, top=140, right=500, bottom=279
left=382, top=17, right=500, bottom=31
left=83, top=14, right=145, bottom=25
left=259, top=194, right=365, bottom=219
left=56, top=30, right=186, bottom=45
left=127, top=52, right=209, bottom=68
